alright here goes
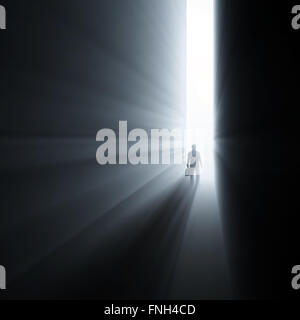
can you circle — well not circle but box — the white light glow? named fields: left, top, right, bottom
left=186, top=0, right=215, bottom=182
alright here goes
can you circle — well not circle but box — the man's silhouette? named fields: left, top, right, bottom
left=186, top=144, right=202, bottom=186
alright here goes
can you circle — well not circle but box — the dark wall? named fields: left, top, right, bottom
left=0, top=0, right=186, bottom=298
left=216, top=0, right=300, bottom=298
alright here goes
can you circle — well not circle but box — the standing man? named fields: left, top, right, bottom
left=187, top=144, right=202, bottom=186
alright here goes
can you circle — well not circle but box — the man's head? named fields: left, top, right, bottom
left=192, top=144, right=196, bottom=151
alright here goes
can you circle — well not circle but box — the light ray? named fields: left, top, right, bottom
left=186, top=0, right=215, bottom=182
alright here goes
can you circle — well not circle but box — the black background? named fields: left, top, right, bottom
left=0, top=0, right=300, bottom=299
left=216, top=0, right=300, bottom=299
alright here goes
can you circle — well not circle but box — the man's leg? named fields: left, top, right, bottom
left=196, top=174, right=200, bottom=187
left=190, top=175, right=194, bottom=187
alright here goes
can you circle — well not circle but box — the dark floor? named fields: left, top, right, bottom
left=2, top=167, right=232, bottom=300
left=169, top=180, right=231, bottom=299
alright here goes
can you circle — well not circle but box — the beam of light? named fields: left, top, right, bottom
left=186, top=0, right=215, bottom=182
